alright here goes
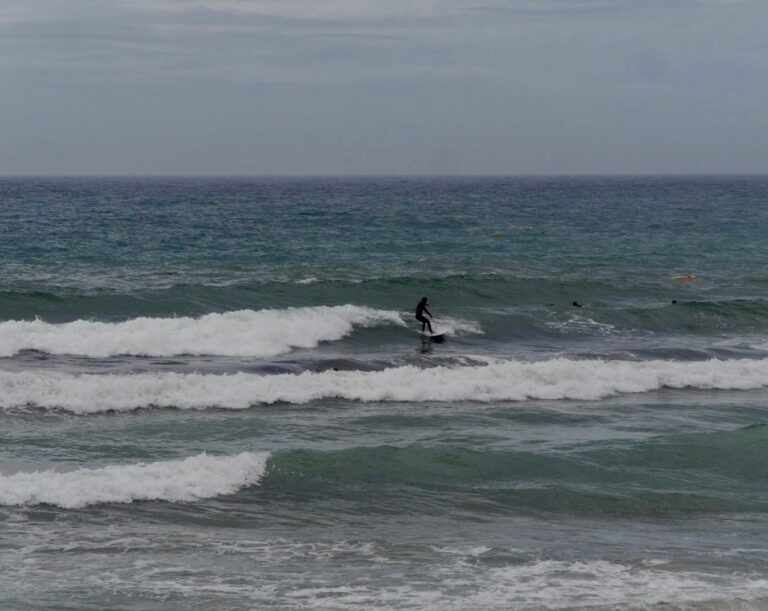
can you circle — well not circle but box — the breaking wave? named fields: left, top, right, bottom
left=0, top=305, right=404, bottom=357
left=3, top=358, right=768, bottom=412
left=0, top=451, right=270, bottom=508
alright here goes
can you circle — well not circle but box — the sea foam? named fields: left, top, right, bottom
left=0, top=305, right=403, bottom=357
left=0, top=451, right=269, bottom=508
left=3, top=358, right=768, bottom=413
left=278, top=558, right=768, bottom=609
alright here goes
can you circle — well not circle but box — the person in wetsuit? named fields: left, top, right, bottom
left=415, top=297, right=434, bottom=334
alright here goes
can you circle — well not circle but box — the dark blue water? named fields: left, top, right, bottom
left=1, top=177, right=768, bottom=609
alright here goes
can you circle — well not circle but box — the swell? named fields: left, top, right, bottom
left=4, top=428, right=766, bottom=513
left=267, top=426, right=768, bottom=487
left=261, top=428, right=768, bottom=515
left=591, top=298, right=768, bottom=334
left=3, top=279, right=768, bottom=339
left=261, top=428, right=768, bottom=516
left=0, top=274, right=664, bottom=319
left=3, top=357, right=768, bottom=412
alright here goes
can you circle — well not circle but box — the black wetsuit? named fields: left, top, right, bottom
left=415, top=301, right=433, bottom=333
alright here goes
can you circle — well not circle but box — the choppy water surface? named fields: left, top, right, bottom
left=1, top=176, right=768, bottom=610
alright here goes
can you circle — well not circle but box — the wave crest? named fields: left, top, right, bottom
left=0, top=305, right=404, bottom=357
left=0, top=451, right=269, bottom=508
left=3, top=358, right=768, bottom=412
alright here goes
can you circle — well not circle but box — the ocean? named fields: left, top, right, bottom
left=1, top=176, right=767, bottom=610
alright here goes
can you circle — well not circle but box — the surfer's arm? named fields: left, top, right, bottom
left=424, top=307, right=432, bottom=318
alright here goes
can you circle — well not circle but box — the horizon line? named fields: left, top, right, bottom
left=1, top=172, right=766, bottom=179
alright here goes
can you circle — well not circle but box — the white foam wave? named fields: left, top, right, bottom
left=283, top=558, right=768, bottom=609
left=545, top=314, right=618, bottom=336
left=0, top=451, right=269, bottom=508
left=432, top=316, right=484, bottom=336
left=3, top=358, right=768, bottom=412
left=0, top=305, right=404, bottom=357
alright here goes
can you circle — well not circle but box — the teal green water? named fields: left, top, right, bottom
left=1, top=177, right=768, bottom=610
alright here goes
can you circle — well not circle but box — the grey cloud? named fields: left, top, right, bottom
left=1, top=0, right=766, bottom=175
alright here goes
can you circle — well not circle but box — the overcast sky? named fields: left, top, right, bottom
left=1, top=0, right=766, bottom=175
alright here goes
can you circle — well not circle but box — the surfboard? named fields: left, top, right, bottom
left=421, top=331, right=447, bottom=343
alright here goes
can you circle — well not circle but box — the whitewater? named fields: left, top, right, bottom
left=0, top=305, right=404, bottom=357
left=3, top=358, right=768, bottom=412
left=0, top=452, right=270, bottom=508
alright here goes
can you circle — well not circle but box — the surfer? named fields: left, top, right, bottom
left=415, top=297, right=434, bottom=334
